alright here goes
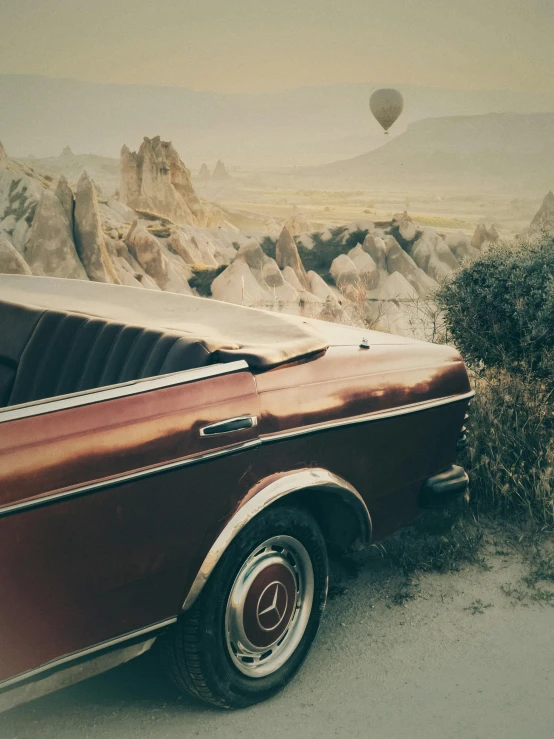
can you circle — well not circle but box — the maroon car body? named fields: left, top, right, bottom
left=0, top=275, right=472, bottom=709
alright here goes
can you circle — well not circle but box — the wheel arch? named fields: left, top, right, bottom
left=182, top=468, right=371, bottom=611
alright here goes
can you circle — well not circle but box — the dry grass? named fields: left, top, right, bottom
left=462, top=372, right=554, bottom=527
left=371, top=507, right=486, bottom=577
left=414, top=215, right=471, bottom=229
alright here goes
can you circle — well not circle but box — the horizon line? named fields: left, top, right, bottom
left=0, top=72, right=551, bottom=99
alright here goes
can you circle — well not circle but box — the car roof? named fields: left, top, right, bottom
left=0, top=275, right=329, bottom=370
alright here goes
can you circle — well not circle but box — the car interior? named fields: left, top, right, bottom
left=0, top=298, right=215, bottom=409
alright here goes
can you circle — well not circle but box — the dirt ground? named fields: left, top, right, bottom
left=1, top=546, right=553, bottom=739
left=201, top=181, right=541, bottom=238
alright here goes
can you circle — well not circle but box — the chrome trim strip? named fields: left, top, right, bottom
left=259, top=390, right=475, bottom=444
left=182, top=468, right=371, bottom=611
left=0, top=391, right=473, bottom=519
left=0, top=617, right=177, bottom=692
left=0, top=638, right=156, bottom=713
left=199, top=415, right=258, bottom=437
left=0, top=439, right=261, bottom=518
left=0, top=360, right=249, bottom=424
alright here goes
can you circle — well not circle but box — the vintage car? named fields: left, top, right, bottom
left=0, top=275, right=472, bottom=710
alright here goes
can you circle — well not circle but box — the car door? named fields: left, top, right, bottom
left=0, top=361, right=260, bottom=686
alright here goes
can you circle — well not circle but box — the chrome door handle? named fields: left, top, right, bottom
left=199, top=416, right=258, bottom=437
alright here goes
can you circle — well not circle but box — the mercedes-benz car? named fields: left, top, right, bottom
left=0, top=275, right=472, bottom=710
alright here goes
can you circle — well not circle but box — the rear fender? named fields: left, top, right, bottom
left=182, top=468, right=372, bottom=611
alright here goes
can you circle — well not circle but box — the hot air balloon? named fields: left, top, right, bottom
left=369, top=88, right=404, bottom=134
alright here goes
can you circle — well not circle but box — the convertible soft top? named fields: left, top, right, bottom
left=0, top=275, right=329, bottom=370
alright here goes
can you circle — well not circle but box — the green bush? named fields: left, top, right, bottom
left=298, top=228, right=369, bottom=285
left=189, top=265, right=226, bottom=297
left=438, top=236, right=554, bottom=385
left=260, top=236, right=277, bottom=261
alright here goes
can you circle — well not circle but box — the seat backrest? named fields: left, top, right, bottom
left=0, top=301, right=43, bottom=407
left=0, top=300, right=213, bottom=409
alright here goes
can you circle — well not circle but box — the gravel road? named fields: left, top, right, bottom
left=2, top=552, right=553, bottom=739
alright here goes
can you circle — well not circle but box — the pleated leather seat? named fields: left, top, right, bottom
left=0, top=300, right=212, bottom=409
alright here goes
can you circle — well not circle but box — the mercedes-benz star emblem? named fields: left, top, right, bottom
left=256, top=581, right=289, bottom=631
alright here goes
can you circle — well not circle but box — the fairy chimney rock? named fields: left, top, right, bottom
left=275, top=226, right=310, bottom=290
left=120, top=136, right=217, bottom=227
left=212, top=159, right=231, bottom=181
left=197, top=163, right=211, bottom=183
left=530, top=191, right=554, bottom=231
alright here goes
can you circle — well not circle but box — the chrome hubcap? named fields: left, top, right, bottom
left=225, top=535, right=314, bottom=678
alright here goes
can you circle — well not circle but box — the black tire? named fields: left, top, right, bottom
left=162, top=505, right=328, bottom=709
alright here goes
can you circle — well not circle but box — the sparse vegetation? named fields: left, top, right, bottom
left=416, top=215, right=471, bottom=228
left=298, top=228, right=369, bottom=284
left=189, top=265, right=226, bottom=296
left=460, top=374, right=554, bottom=526
left=500, top=542, right=554, bottom=606
left=261, top=228, right=369, bottom=285
left=260, top=236, right=277, bottom=260
left=373, top=508, right=485, bottom=577
left=373, top=234, right=554, bottom=591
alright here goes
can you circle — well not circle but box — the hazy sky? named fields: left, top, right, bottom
left=1, top=0, right=553, bottom=93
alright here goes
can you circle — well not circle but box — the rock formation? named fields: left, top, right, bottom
left=120, top=137, right=221, bottom=227
left=296, top=232, right=315, bottom=250
left=347, top=244, right=379, bottom=289
left=487, top=224, right=499, bottom=242
left=211, top=160, right=231, bottom=181
left=124, top=221, right=191, bottom=293
left=0, top=142, right=8, bottom=169
left=0, top=157, right=44, bottom=250
left=385, top=236, right=438, bottom=296
left=211, top=239, right=300, bottom=308
left=471, top=223, right=499, bottom=249
left=26, top=189, right=88, bottom=280
left=275, top=226, right=310, bottom=289
left=445, top=232, right=480, bottom=262
left=391, top=211, right=420, bottom=244
left=284, top=210, right=312, bottom=236
left=408, top=229, right=459, bottom=283
left=308, top=270, right=336, bottom=302
left=55, top=175, right=74, bottom=228
left=0, top=138, right=494, bottom=341
left=0, top=140, right=222, bottom=298
left=530, top=191, right=554, bottom=232
left=0, top=233, right=32, bottom=275
left=74, top=172, right=119, bottom=283
left=378, top=271, right=418, bottom=302
left=330, top=254, right=359, bottom=294
left=197, top=163, right=211, bottom=184
left=362, top=233, right=387, bottom=271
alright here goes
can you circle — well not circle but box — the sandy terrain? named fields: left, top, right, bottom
left=1, top=548, right=553, bottom=739
left=200, top=181, right=541, bottom=238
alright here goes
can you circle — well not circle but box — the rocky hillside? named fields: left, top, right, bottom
left=18, top=147, right=119, bottom=196
left=4, top=137, right=537, bottom=339
left=304, top=113, right=554, bottom=192
left=0, top=139, right=239, bottom=293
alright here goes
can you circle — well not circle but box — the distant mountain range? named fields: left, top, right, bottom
left=1, top=75, right=553, bottom=168
left=18, top=147, right=120, bottom=195
left=301, top=113, right=554, bottom=193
